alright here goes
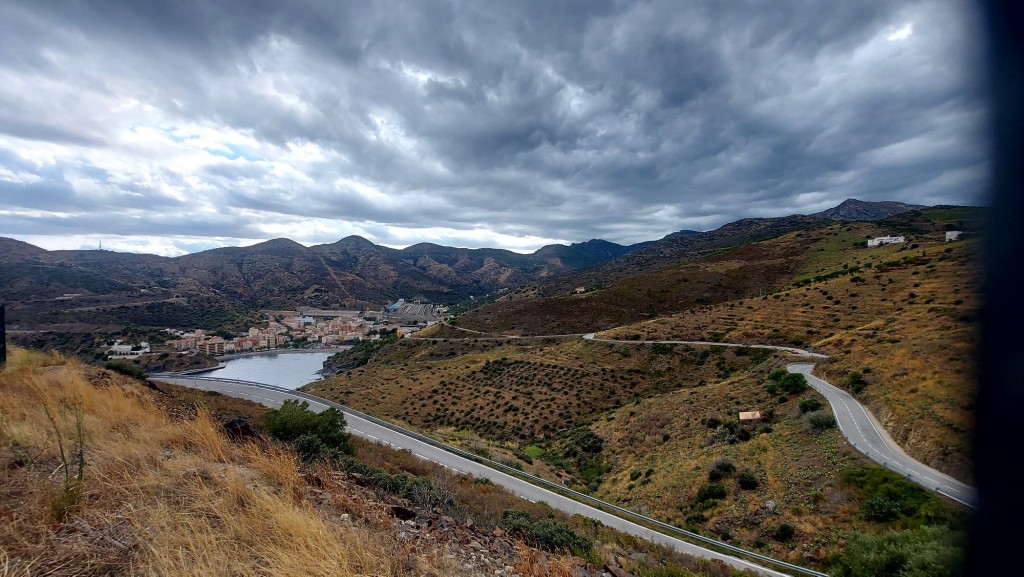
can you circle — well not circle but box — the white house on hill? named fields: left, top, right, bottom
left=946, top=231, right=963, bottom=242
left=867, top=236, right=905, bottom=247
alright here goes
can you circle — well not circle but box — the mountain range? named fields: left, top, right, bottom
left=0, top=234, right=647, bottom=313
left=0, top=199, right=930, bottom=327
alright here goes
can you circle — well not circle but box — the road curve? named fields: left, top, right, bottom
left=151, top=374, right=814, bottom=577
left=787, top=364, right=978, bottom=508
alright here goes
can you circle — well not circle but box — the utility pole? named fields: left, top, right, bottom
left=1, top=302, right=6, bottom=369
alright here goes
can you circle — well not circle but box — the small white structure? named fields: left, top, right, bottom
left=867, top=236, right=905, bottom=247
left=739, top=411, right=762, bottom=425
left=107, top=341, right=150, bottom=357
left=946, top=231, right=963, bottom=242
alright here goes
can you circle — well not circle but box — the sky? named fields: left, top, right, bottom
left=0, top=0, right=989, bottom=256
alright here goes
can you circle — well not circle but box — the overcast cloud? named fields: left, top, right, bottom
left=0, top=0, right=988, bottom=255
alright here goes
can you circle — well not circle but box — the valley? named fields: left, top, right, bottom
left=297, top=205, right=979, bottom=572
left=2, top=201, right=981, bottom=576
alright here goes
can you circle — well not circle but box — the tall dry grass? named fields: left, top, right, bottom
left=0, top=348, right=406, bottom=576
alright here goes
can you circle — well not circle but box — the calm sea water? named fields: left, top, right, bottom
left=194, top=351, right=341, bottom=390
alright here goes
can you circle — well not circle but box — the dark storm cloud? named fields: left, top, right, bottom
left=0, top=0, right=988, bottom=253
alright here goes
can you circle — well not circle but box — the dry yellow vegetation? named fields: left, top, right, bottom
left=0, top=347, right=460, bottom=576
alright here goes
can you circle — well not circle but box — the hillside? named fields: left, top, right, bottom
left=0, top=347, right=764, bottom=577
left=454, top=206, right=982, bottom=338
left=0, top=348, right=428, bottom=576
left=0, top=200, right=958, bottom=335
left=523, top=214, right=833, bottom=299
left=0, top=234, right=650, bottom=336
left=306, top=331, right=968, bottom=571
left=598, top=217, right=981, bottom=484
left=454, top=220, right=829, bottom=335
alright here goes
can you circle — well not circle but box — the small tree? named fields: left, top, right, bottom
left=771, top=523, right=795, bottom=542
left=806, top=411, right=837, bottom=432
left=847, top=371, right=867, bottom=394
left=799, top=398, right=823, bottom=413
left=708, top=458, right=736, bottom=481
left=738, top=470, right=760, bottom=490
left=264, top=400, right=352, bottom=463
left=779, top=373, right=808, bottom=395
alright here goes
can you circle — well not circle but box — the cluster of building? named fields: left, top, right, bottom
left=161, top=303, right=439, bottom=357
left=165, top=327, right=291, bottom=356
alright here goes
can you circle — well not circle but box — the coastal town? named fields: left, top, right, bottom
left=107, top=300, right=445, bottom=358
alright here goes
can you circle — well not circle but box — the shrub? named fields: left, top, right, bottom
left=861, top=495, right=903, bottom=522
left=779, top=373, right=809, bottom=395
left=695, top=483, right=728, bottom=503
left=499, top=510, right=591, bottom=556
left=767, top=369, right=788, bottom=383
left=847, top=371, right=868, bottom=394
left=711, top=458, right=736, bottom=476
left=842, top=467, right=937, bottom=524
left=799, top=398, right=823, bottom=414
left=807, top=411, right=837, bottom=432
left=264, top=400, right=353, bottom=463
left=630, top=470, right=643, bottom=481
left=562, top=427, right=608, bottom=484
left=530, top=519, right=591, bottom=556
left=708, top=459, right=735, bottom=482
left=104, top=360, right=147, bottom=380
left=738, top=470, right=760, bottom=490
left=832, top=526, right=965, bottom=577
left=771, top=523, right=796, bottom=542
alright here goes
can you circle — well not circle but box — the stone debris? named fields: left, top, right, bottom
left=302, top=470, right=606, bottom=576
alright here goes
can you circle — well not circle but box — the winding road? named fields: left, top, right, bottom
left=787, top=364, right=977, bottom=507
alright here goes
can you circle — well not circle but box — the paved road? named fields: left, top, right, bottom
left=582, top=333, right=830, bottom=358
left=152, top=374, right=810, bottom=577
left=787, top=364, right=978, bottom=508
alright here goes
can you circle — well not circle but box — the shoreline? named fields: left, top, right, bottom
left=213, top=346, right=351, bottom=361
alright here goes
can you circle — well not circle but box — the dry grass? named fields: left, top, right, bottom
left=514, top=543, right=578, bottom=577
left=0, top=347, right=408, bottom=576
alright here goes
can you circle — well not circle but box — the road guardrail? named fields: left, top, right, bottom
left=151, top=373, right=829, bottom=577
